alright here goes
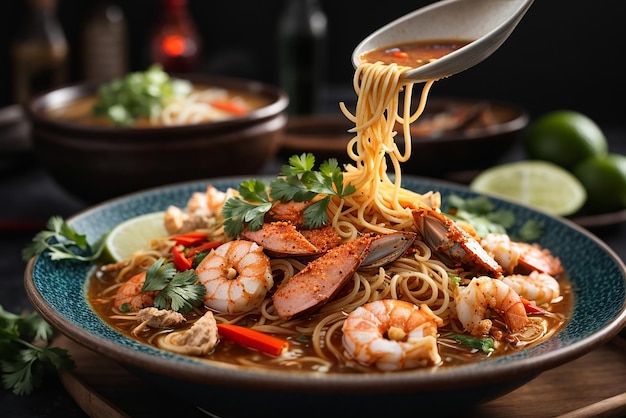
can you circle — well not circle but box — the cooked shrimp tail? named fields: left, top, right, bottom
left=342, top=299, right=443, bottom=371
left=196, top=240, right=273, bottom=314
left=455, top=276, right=528, bottom=336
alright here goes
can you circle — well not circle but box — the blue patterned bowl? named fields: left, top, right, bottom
left=24, top=175, right=626, bottom=417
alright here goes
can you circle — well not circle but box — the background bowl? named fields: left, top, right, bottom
left=26, top=74, right=288, bottom=203
left=279, top=97, right=528, bottom=176
left=24, top=176, right=626, bottom=418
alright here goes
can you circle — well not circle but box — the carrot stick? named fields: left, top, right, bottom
left=187, top=241, right=222, bottom=256
left=169, top=231, right=208, bottom=246
left=211, top=100, right=247, bottom=115
left=216, top=324, right=289, bottom=357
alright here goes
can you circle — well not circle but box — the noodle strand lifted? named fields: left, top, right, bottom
left=335, top=62, right=438, bottom=235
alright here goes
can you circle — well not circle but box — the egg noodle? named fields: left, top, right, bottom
left=91, top=59, right=566, bottom=373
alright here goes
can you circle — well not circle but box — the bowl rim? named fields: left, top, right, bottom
left=23, top=175, right=626, bottom=394
left=281, top=97, right=529, bottom=154
left=24, top=73, right=289, bottom=135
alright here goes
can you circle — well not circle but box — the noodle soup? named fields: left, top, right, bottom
left=85, top=38, right=570, bottom=374
left=43, top=85, right=272, bottom=128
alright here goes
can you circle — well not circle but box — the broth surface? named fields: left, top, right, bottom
left=361, top=39, right=473, bottom=68
left=44, top=85, right=272, bottom=127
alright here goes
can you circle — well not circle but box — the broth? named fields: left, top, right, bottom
left=43, top=85, right=272, bottom=127
left=361, top=39, right=473, bottom=68
left=88, top=255, right=571, bottom=373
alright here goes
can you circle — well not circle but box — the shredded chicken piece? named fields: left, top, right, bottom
left=158, top=311, right=219, bottom=356
left=132, top=307, right=186, bottom=335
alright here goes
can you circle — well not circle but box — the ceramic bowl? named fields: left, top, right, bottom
left=24, top=176, right=626, bottom=418
left=279, top=97, right=528, bottom=176
left=25, top=74, right=288, bottom=203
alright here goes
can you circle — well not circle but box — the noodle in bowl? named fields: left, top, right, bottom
left=24, top=175, right=626, bottom=417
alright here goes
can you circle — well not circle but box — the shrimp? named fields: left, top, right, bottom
left=114, top=272, right=157, bottom=312
left=455, top=276, right=528, bottom=336
left=195, top=240, right=273, bottom=314
left=164, top=186, right=238, bottom=234
left=481, top=233, right=563, bottom=276
left=502, top=271, right=560, bottom=306
left=342, top=299, right=443, bottom=371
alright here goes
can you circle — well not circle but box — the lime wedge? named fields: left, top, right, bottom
left=104, top=211, right=168, bottom=262
left=469, top=160, right=587, bottom=216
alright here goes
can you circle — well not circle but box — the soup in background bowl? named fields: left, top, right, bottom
left=25, top=73, right=288, bottom=203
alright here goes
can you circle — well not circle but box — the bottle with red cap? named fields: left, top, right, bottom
left=151, top=0, right=201, bottom=73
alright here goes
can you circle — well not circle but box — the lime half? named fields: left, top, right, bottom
left=104, top=211, right=168, bottom=262
left=470, top=160, right=587, bottom=216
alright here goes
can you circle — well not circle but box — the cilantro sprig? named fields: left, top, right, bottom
left=0, top=306, right=74, bottom=395
left=446, top=194, right=544, bottom=241
left=222, top=153, right=356, bottom=238
left=21, top=216, right=107, bottom=262
left=142, top=259, right=206, bottom=314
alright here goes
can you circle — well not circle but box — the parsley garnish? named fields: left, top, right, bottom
left=0, top=305, right=74, bottom=395
left=142, top=259, right=206, bottom=314
left=222, top=153, right=356, bottom=238
left=21, top=216, right=107, bottom=262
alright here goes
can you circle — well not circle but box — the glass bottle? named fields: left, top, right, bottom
left=277, top=0, right=328, bottom=115
left=151, top=0, right=201, bottom=73
left=81, top=0, right=128, bottom=82
left=11, top=0, right=69, bottom=104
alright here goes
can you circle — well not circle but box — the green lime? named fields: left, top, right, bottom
left=470, top=160, right=587, bottom=216
left=573, top=154, right=626, bottom=214
left=523, top=110, right=608, bottom=170
left=104, top=211, right=168, bottom=262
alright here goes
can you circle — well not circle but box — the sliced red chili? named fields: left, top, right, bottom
left=522, top=297, right=547, bottom=315
left=172, top=245, right=193, bottom=271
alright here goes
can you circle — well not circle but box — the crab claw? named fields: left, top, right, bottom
left=413, top=208, right=502, bottom=277
left=360, top=231, right=417, bottom=269
left=272, top=235, right=372, bottom=320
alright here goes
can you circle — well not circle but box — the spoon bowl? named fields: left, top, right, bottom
left=352, top=0, right=534, bottom=82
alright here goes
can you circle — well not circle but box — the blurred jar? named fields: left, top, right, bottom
left=81, top=0, right=128, bottom=82
left=151, top=0, right=201, bottom=73
left=12, top=0, right=69, bottom=104
left=277, top=0, right=328, bottom=115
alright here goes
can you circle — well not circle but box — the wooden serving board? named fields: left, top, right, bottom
left=54, top=335, right=626, bottom=418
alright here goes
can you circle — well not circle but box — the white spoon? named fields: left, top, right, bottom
left=352, top=0, right=534, bottom=82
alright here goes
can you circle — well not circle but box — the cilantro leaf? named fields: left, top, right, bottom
left=446, top=194, right=544, bottom=241
left=452, top=334, right=495, bottom=353
left=0, top=306, right=74, bottom=395
left=221, top=153, right=356, bottom=238
left=22, top=216, right=107, bottom=262
left=142, top=259, right=206, bottom=314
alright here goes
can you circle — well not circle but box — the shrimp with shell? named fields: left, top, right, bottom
left=114, top=271, right=157, bottom=312
left=455, top=276, right=529, bottom=337
left=195, top=240, right=274, bottom=314
left=341, top=299, right=444, bottom=371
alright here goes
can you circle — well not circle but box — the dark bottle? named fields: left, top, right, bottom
left=12, top=0, right=69, bottom=104
left=151, top=0, right=201, bottom=73
left=277, top=0, right=328, bottom=115
left=81, top=0, right=128, bottom=82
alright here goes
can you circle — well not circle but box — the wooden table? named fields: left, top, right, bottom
left=54, top=334, right=626, bottom=418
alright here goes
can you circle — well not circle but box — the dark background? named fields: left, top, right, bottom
left=1, top=0, right=624, bottom=124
